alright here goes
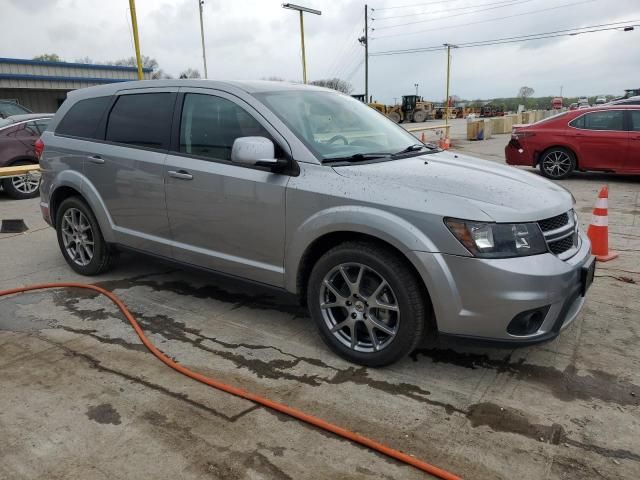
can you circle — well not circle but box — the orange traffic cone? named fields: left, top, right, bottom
left=438, top=136, right=450, bottom=150
left=587, top=186, right=619, bottom=262
left=420, top=131, right=426, bottom=143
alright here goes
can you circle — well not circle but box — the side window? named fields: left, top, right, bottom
left=582, top=111, right=624, bottom=131
left=630, top=111, right=640, bottom=132
left=34, top=119, right=50, bottom=134
left=569, top=115, right=585, bottom=129
left=106, top=93, right=175, bottom=149
left=56, top=96, right=111, bottom=139
left=179, top=93, right=270, bottom=161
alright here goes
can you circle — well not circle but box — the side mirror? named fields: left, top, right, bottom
left=231, top=137, right=277, bottom=167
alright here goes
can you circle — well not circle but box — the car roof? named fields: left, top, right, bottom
left=66, top=79, right=334, bottom=101
left=580, top=104, right=640, bottom=112
left=606, top=95, right=640, bottom=105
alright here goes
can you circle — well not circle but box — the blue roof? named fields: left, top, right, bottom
left=0, top=73, right=133, bottom=84
left=0, top=57, right=152, bottom=73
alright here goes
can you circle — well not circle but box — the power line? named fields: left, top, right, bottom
left=374, top=0, right=466, bottom=11
left=372, top=0, right=534, bottom=21
left=373, top=0, right=534, bottom=29
left=369, top=20, right=638, bottom=56
left=371, top=0, right=596, bottom=39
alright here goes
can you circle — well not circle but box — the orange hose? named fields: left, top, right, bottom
left=1, top=283, right=462, bottom=480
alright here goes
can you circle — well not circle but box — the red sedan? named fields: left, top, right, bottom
left=505, top=105, right=640, bottom=179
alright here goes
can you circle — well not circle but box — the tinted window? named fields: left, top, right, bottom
left=106, top=93, right=174, bottom=149
left=580, top=111, right=624, bottom=131
left=630, top=111, right=640, bottom=132
left=179, top=94, right=269, bottom=161
left=0, top=102, right=30, bottom=117
left=56, top=96, right=111, bottom=139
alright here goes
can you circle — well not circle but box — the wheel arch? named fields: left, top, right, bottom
left=292, top=230, right=436, bottom=330
left=6, top=155, right=38, bottom=166
left=535, top=144, right=579, bottom=169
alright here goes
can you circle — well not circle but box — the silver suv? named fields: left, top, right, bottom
left=39, top=80, right=595, bottom=366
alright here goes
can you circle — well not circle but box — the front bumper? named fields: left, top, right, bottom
left=412, top=230, right=593, bottom=344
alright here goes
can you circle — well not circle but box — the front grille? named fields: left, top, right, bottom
left=548, top=235, right=575, bottom=255
left=538, top=210, right=578, bottom=259
left=538, top=212, right=569, bottom=232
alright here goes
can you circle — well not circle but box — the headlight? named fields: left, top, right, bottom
left=445, top=218, right=548, bottom=258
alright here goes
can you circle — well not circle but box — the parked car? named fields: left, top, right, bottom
left=568, top=103, right=578, bottom=110
left=606, top=95, right=640, bottom=106
left=577, top=104, right=591, bottom=109
left=595, top=96, right=607, bottom=105
left=0, top=100, right=32, bottom=119
left=506, top=105, right=640, bottom=179
left=39, top=80, right=594, bottom=366
left=0, top=113, right=52, bottom=199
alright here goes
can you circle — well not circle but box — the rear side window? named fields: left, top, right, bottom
left=106, top=93, right=175, bottom=149
left=571, top=111, right=624, bottom=131
left=56, top=96, right=111, bottom=139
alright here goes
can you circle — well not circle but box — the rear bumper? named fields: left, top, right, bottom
left=412, top=230, right=593, bottom=343
left=505, top=140, right=534, bottom=166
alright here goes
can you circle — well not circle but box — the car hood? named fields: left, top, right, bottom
left=332, top=151, right=574, bottom=222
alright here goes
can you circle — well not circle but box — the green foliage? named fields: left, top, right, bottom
left=33, top=53, right=63, bottom=62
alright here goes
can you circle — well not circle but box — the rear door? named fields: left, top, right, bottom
left=83, top=89, right=177, bottom=256
left=164, top=89, right=290, bottom=287
left=627, top=110, right=640, bottom=172
left=568, top=110, right=628, bottom=171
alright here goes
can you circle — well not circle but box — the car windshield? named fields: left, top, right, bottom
left=254, top=90, right=433, bottom=162
left=0, top=102, right=30, bottom=117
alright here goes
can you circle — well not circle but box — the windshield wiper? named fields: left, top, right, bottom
left=391, top=144, right=437, bottom=157
left=322, top=152, right=391, bottom=164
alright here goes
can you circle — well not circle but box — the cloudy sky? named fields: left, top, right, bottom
left=2, top=0, right=639, bottom=104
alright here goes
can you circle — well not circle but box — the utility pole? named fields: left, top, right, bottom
left=198, top=0, right=208, bottom=78
left=282, top=4, right=321, bottom=84
left=128, top=0, right=144, bottom=80
left=364, top=4, right=368, bottom=102
left=415, top=83, right=419, bottom=96
left=443, top=43, right=458, bottom=128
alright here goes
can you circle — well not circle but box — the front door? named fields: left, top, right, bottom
left=164, top=90, right=289, bottom=287
left=569, top=110, right=628, bottom=171
left=627, top=110, right=640, bottom=172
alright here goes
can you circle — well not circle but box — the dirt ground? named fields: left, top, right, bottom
left=1, top=120, right=639, bottom=479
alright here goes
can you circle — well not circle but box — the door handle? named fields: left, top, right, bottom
left=168, top=170, right=193, bottom=180
left=88, top=155, right=104, bottom=164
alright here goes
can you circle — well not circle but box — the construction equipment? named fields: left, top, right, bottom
left=386, top=95, right=434, bottom=123
left=351, top=94, right=388, bottom=115
left=480, top=104, right=505, bottom=118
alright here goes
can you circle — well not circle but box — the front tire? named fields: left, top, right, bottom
left=413, top=110, right=427, bottom=123
left=387, top=112, right=401, bottom=123
left=307, top=241, right=427, bottom=367
left=539, top=147, right=576, bottom=180
left=55, top=197, right=115, bottom=275
left=1, top=160, right=40, bottom=199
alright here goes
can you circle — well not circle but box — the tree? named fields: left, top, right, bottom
left=179, top=68, right=201, bottom=79
left=33, top=53, right=63, bottom=62
left=108, top=55, right=166, bottom=78
left=309, top=78, right=353, bottom=94
left=74, top=56, right=95, bottom=64
left=518, top=86, right=535, bottom=100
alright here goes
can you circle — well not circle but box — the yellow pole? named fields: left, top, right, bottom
left=299, top=11, right=307, bottom=84
left=128, top=0, right=144, bottom=80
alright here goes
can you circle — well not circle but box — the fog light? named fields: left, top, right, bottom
left=507, top=306, right=550, bottom=336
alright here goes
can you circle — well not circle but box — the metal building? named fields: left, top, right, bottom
left=0, top=57, right=152, bottom=113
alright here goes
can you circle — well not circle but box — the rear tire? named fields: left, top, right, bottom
left=539, top=147, right=576, bottom=180
left=1, top=160, right=40, bottom=199
left=307, top=241, right=427, bottom=367
left=55, top=197, right=115, bottom=275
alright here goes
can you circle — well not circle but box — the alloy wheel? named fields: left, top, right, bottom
left=61, top=208, right=94, bottom=266
left=542, top=150, right=572, bottom=178
left=11, top=171, right=41, bottom=194
left=319, top=263, right=400, bottom=353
